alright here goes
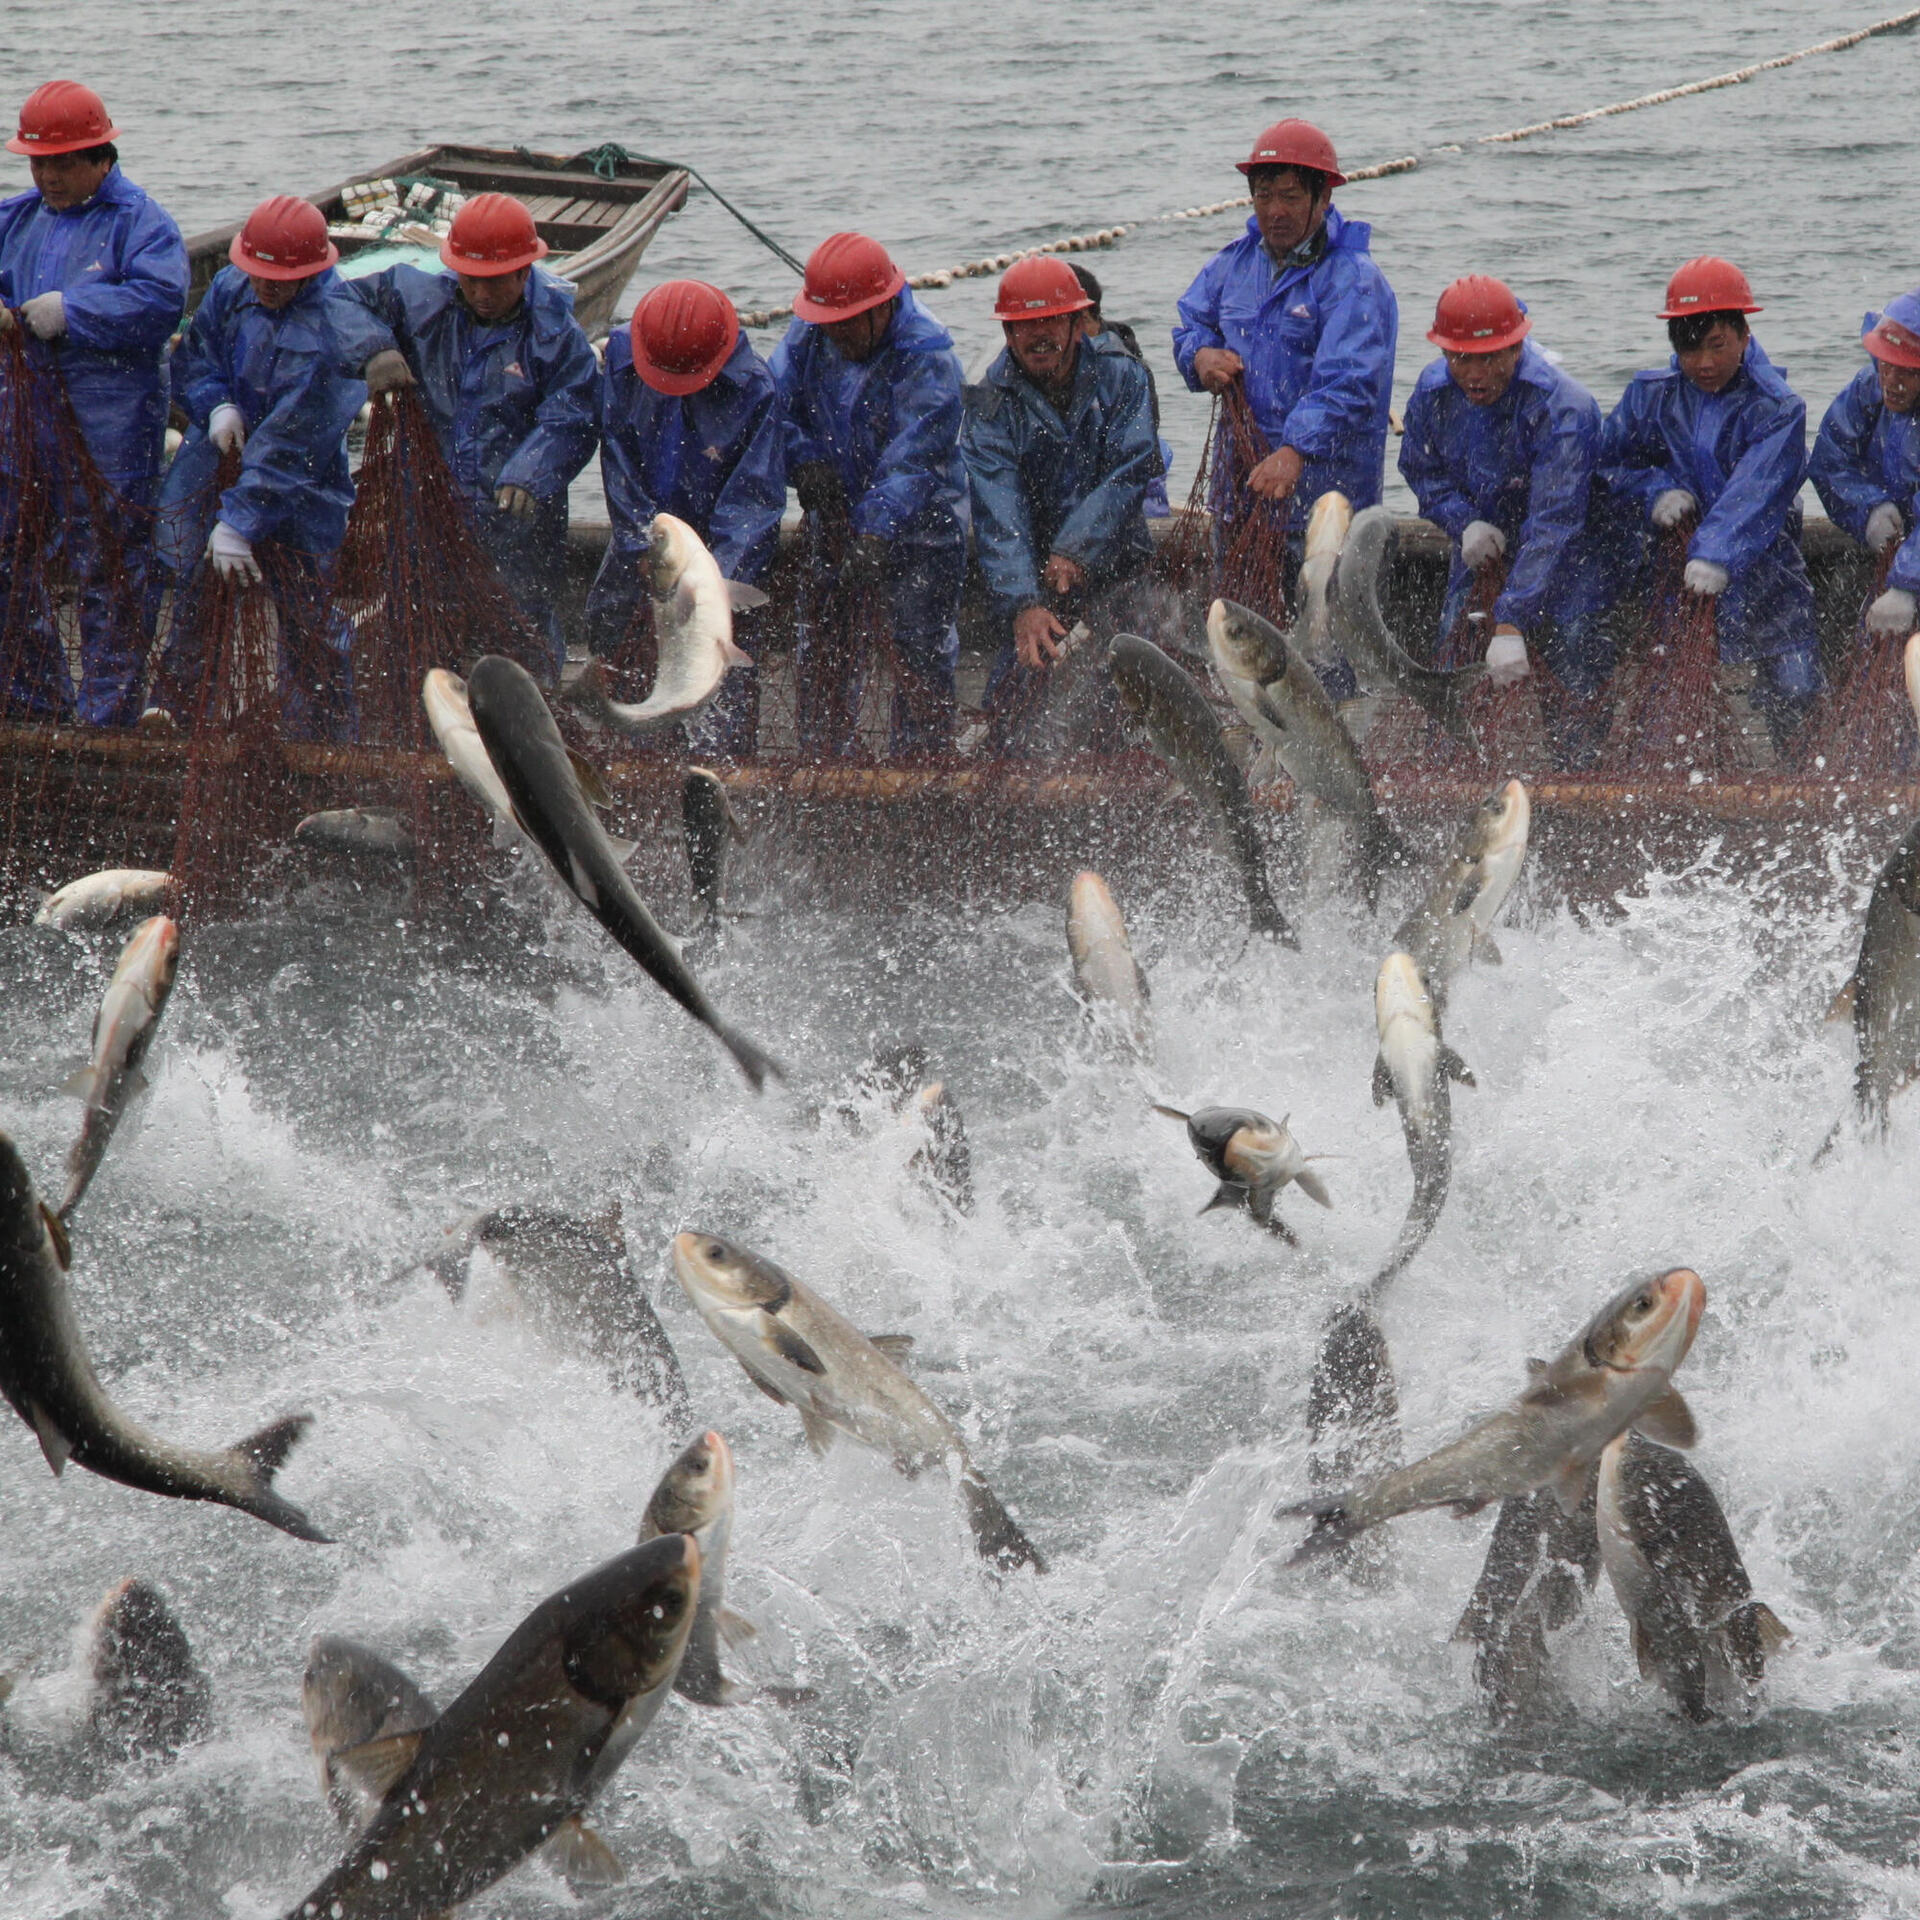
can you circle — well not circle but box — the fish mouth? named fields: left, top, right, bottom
left=1591, top=1267, right=1706, bottom=1373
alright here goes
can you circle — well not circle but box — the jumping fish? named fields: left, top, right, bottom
left=563, top=513, right=761, bottom=734
left=1907, top=632, right=1920, bottom=733
left=59, top=913, right=178, bottom=1221
left=1107, top=633, right=1297, bottom=944
left=1306, top=1300, right=1401, bottom=1494
left=1835, top=818, right=1920, bottom=1135
left=422, top=667, right=517, bottom=833
left=908, top=1079, right=975, bottom=1215
left=1290, top=489, right=1353, bottom=672
left=1151, top=1103, right=1331, bottom=1241
left=637, top=1429, right=743, bottom=1707
left=683, top=765, right=746, bottom=929
left=1067, top=870, right=1151, bottom=1056
left=672, top=1231, right=1046, bottom=1575
left=1371, top=951, right=1473, bottom=1286
left=34, top=868, right=172, bottom=932
left=1596, top=1431, right=1789, bottom=1721
left=1280, top=1268, right=1706, bottom=1562
left=466, top=654, right=781, bottom=1090
left=1330, top=504, right=1484, bottom=744
left=292, top=807, right=415, bottom=861
left=1206, top=596, right=1411, bottom=907
left=0, top=1128, right=326, bottom=1541
left=1392, top=780, right=1531, bottom=1012
left=283, top=1535, right=698, bottom=1920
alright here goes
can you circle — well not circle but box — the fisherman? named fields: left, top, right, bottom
left=770, top=231, right=968, bottom=759
left=1171, top=116, right=1396, bottom=667
left=150, top=197, right=387, bottom=740
left=1398, top=276, right=1628, bottom=769
left=1598, top=257, right=1819, bottom=750
left=1809, top=288, right=1920, bottom=643
left=963, top=257, right=1158, bottom=754
left=0, top=81, right=186, bottom=725
left=585, top=278, right=783, bottom=759
left=1068, top=263, right=1173, bottom=516
left=353, top=193, right=599, bottom=677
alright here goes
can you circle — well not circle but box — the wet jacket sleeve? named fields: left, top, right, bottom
left=494, top=320, right=600, bottom=500
left=1171, top=252, right=1229, bottom=389
left=850, top=349, right=963, bottom=542
left=1808, top=375, right=1888, bottom=543
left=1596, top=380, right=1690, bottom=522
left=1050, top=358, right=1158, bottom=566
left=1690, top=390, right=1807, bottom=577
left=58, top=195, right=187, bottom=355
left=175, top=279, right=237, bottom=424
left=1397, top=383, right=1477, bottom=541
left=769, top=323, right=833, bottom=473
left=346, top=269, right=413, bottom=363
left=963, top=393, right=1042, bottom=604
left=705, top=380, right=787, bottom=583
left=1280, top=265, right=1395, bottom=460
left=1496, top=391, right=1597, bottom=630
left=217, top=338, right=357, bottom=546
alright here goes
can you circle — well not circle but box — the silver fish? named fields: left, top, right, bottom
left=1289, top=489, right=1353, bottom=672
left=1392, top=779, right=1530, bottom=1013
left=1835, top=818, right=1920, bottom=1135
left=0, top=1129, right=325, bottom=1540
left=34, top=867, right=172, bottom=932
left=1067, top=870, right=1151, bottom=1057
left=422, top=667, right=517, bottom=833
left=1281, top=1267, right=1706, bottom=1561
left=673, top=1231, right=1045, bottom=1574
left=293, top=807, right=415, bottom=861
left=638, top=1428, right=742, bottom=1706
left=1152, top=1102, right=1331, bottom=1240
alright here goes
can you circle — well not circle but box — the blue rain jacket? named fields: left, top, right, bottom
left=1597, top=335, right=1814, bottom=662
left=769, top=288, right=967, bottom=550
left=597, top=327, right=785, bottom=584
left=1811, top=360, right=1920, bottom=597
left=1171, top=205, right=1396, bottom=525
left=0, top=165, right=186, bottom=493
left=160, top=263, right=386, bottom=556
left=1399, top=340, right=1624, bottom=637
left=350, top=262, right=599, bottom=507
left=963, top=331, right=1157, bottom=611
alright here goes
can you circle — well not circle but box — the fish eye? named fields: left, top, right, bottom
left=706, top=1241, right=727, bottom=1260
left=1633, top=1291, right=1653, bottom=1312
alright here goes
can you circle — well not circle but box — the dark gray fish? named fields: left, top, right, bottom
left=1107, top=632, right=1297, bottom=945
left=1152, top=1103, right=1330, bottom=1241
left=301, top=1635, right=438, bottom=1827
left=0, top=1129, right=325, bottom=1541
left=1306, top=1301, right=1401, bottom=1495
left=1596, top=1431, right=1789, bottom=1721
left=85, top=1577, right=212, bottom=1761
left=466, top=654, right=780, bottom=1090
left=682, top=765, right=744, bottom=928
left=1838, top=818, right=1920, bottom=1136
left=282, top=1535, right=698, bottom=1920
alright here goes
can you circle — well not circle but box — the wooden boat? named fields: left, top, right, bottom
left=181, top=142, right=691, bottom=339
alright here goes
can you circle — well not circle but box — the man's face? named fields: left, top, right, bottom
left=1677, top=320, right=1746, bottom=395
left=247, top=273, right=305, bottom=312
left=1444, top=342, right=1523, bottom=407
left=1876, top=355, right=1920, bottom=416
left=1005, top=312, right=1079, bottom=388
left=458, top=267, right=529, bottom=324
left=31, top=151, right=112, bottom=212
left=819, top=299, right=894, bottom=364
left=1249, top=169, right=1326, bottom=259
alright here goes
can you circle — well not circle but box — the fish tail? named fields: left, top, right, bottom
left=715, top=1023, right=785, bottom=1093
left=229, top=1413, right=331, bottom=1542
left=1276, top=1496, right=1365, bottom=1565
left=960, top=1471, right=1047, bottom=1575
left=1439, top=667, right=1485, bottom=751
left=1248, top=888, right=1300, bottom=948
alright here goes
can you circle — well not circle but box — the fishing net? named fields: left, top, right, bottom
left=1796, top=548, right=1914, bottom=776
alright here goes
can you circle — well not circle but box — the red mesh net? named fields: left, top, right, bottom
left=1796, top=548, right=1913, bottom=776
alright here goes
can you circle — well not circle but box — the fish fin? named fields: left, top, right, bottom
left=229, top=1413, right=331, bottom=1542
left=565, top=749, right=616, bottom=810
left=1546, top=1458, right=1593, bottom=1515
left=725, top=580, right=770, bottom=611
left=1525, top=1358, right=1550, bottom=1380
left=718, top=1605, right=759, bottom=1648
left=1293, top=1167, right=1334, bottom=1209
left=1628, top=1617, right=1659, bottom=1681
left=1199, top=1183, right=1244, bottom=1215
left=716, top=1022, right=784, bottom=1093
left=1439, top=1045, right=1475, bottom=1088
left=28, top=1402, right=70, bottom=1476
left=866, top=1333, right=915, bottom=1362
left=1632, top=1388, right=1697, bottom=1449
left=331, top=1729, right=423, bottom=1803
left=960, top=1470, right=1047, bottom=1575
left=61, top=1068, right=95, bottom=1100
left=1371, top=1054, right=1392, bottom=1107
left=758, top=1682, right=821, bottom=1708
left=565, top=849, right=600, bottom=908
left=1277, top=1497, right=1362, bottom=1564
left=1150, top=1104, right=1191, bottom=1123
left=1740, top=1602, right=1792, bottom=1656
left=768, top=1319, right=827, bottom=1376
left=39, top=1205, right=70, bottom=1271
left=1473, top=930, right=1503, bottom=965
left=606, top=836, right=641, bottom=865
left=719, top=630, right=752, bottom=668
left=745, top=1368, right=791, bottom=1406
left=1260, top=1207, right=1301, bottom=1246
left=797, top=1406, right=838, bottom=1455
left=1825, top=975, right=1857, bottom=1023
left=545, top=1816, right=625, bottom=1890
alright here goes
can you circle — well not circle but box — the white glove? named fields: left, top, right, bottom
left=1461, top=520, right=1506, bottom=569
left=208, top=404, right=246, bottom=456
left=1865, top=502, right=1906, bottom=555
left=1683, top=558, right=1729, bottom=597
left=19, top=291, right=65, bottom=339
left=1867, top=586, right=1917, bottom=635
left=1652, top=488, right=1697, bottom=530
left=206, top=521, right=262, bottom=584
left=1484, top=626, right=1529, bottom=687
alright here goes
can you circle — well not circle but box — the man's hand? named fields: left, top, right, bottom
left=495, top=483, right=536, bottom=518
left=1652, top=488, right=1697, bottom=530
left=0, top=308, right=14, bottom=334
left=1683, top=558, right=1729, bottom=597
left=1485, top=623, right=1529, bottom=687
left=364, top=348, right=415, bottom=395
left=1041, top=553, right=1084, bottom=598
left=1246, top=445, right=1304, bottom=502
left=1191, top=346, right=1244, bottom=394
left=208, top=403, right=246, bottom=456
left=206, top=521, right=262, bottom=585
left=841, top=532, right=889, bottom=590
left=19, top=292, right=64, bottom=340
left=1866, top=501, right=1906, bottom=555
left=1014, top=604, right=1068, bottom=670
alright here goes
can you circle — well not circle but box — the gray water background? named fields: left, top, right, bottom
left=2, top=6, right=1920, bottom=1918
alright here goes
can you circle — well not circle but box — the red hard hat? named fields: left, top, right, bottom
left=1862, top=290, right=1920, bottom=370
left=631, top=279, right=740, bottom=395
left=1427, top=275, right=1530, bottom=354
left=8, top=80, right=119, bottom=158
left=993, top=256, right=1092, bottom=323
left=1658, top=256, right=1761, bottom=321
left=441, top=193, right=548, bottom=277
left=228, top=196, right=338, bottom=282
left=1235, top=118, right=1345, bottom=187
left=792, top=232, right=906, bottom=324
